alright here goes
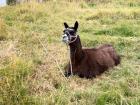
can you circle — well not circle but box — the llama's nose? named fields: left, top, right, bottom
left=62, top=34, right=67, bottom=38
left=62, top=34, right=69, bottom=43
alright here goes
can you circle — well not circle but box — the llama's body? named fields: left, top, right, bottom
left=62, top=21, right=120, bottom=78
left=65, top=38, right=120, bottom=78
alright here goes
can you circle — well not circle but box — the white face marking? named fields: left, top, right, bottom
left=66, top=28, right=74, bottom=31
left=62, top=34, right=69, bottom=44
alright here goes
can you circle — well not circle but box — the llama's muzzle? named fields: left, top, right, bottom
left=62, top=34, right=69, bottom=44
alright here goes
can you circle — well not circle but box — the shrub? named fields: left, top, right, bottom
left=7, top=0, right=16, bottom=5
left=0, top=19, right=8, bottom=40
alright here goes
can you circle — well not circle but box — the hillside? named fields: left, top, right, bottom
left=0, top=0, right=140, bottom=105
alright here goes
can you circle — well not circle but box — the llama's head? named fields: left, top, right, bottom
left=62, top=21, right=79, bottom=44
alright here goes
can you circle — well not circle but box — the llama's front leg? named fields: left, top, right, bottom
left=64, top=63, right=71, bottom=77
left=86, top=69, right=96, bottom=79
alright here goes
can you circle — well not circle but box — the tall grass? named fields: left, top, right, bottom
left=0, top=19, right=8, bottom=40
left=0, top=57, right=36, bottom=105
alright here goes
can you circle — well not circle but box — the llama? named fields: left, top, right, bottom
left=62, top=21, right=120, bottom=78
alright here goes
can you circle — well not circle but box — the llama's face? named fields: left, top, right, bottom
left=62, top=21, right=78, bottom=44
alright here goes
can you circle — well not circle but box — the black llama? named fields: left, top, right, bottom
left=62, top=21, right=120, bottom=78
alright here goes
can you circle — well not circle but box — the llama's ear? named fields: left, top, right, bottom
left=64, top=22, right=69, bottom=28
left=74, top=21, right=78, bottom=31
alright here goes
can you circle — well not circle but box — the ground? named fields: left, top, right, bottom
left=0, top=0, right=140, bottom=105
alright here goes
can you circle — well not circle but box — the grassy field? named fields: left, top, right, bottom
left=0, top=0, right=140, bottom=105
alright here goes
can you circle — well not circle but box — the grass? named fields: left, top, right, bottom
left=0, top=0, right=140, bottom=105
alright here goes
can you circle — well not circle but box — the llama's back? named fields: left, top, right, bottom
left=83, top=44, right=120, bottom=67
left=98, top=44, right=121, bottom=66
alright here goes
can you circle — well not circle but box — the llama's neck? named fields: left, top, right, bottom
left=69, top=36, right=84, bottom=65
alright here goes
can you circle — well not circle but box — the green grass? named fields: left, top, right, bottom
left=0, top=0, right=140, bottom=105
